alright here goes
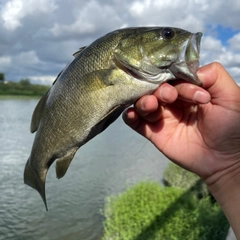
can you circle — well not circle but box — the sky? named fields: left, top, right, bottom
left=0, top=0, right=240, bottom=85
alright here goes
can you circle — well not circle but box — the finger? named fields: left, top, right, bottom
left=173, top=82, right=211, bottom=104
left=197, top=62, right=239, bottom=93
left=153, top=83, right=178, bottom=103
left=197, top=62, right=237, bottom=89
left=133, top=83, right=178, bottom=116
left=134, top=95, right=159, bottom=117
left=133, top=95, right=164, bottom=122
left=122, top=108, right=141, bottom=129
left=197, top=62, right=240, bottom=108
left=122, top=107, right=157, bottom=141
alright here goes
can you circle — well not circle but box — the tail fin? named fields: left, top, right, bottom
left=24, top=160, right=48, bottom=211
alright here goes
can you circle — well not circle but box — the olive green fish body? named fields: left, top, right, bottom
left=24, top=27, right=202, bottom=209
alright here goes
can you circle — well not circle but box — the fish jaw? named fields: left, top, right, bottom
left=114, top=29, right=203, bottom=86
left=169, top=32, right=203, bottom=85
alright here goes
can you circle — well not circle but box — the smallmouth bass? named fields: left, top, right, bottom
left=24, top=27, right=202, bottom=209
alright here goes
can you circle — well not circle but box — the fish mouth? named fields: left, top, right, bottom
left=169, top=32, right=203, bottom=86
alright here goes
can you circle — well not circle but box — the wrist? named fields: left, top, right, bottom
left=205, top=161, right=240, bottom=238
left=205, top=161, right=240, bottom=205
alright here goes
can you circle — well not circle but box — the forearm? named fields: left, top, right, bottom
left=205, top=161, right=240, bottom=239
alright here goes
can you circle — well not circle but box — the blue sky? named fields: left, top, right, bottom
left=0, top=0, right=239, bottom=84
left=210, top=25, right=238, bottom=46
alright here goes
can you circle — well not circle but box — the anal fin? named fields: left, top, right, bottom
left=56, top=148, right=78, bottom=179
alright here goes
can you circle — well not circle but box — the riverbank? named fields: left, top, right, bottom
left=102, top=164, right=230, bottom=240
left=0, top=95, right=41, bottom=100
left=0, top=81, right=49, bottom=97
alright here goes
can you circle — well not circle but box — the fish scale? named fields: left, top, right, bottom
left=24, top=27, right=202, bottom=210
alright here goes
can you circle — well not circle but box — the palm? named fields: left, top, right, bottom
left=147, top=98, right=240, bottom=179
left=125, top=63, right=240, bottom=179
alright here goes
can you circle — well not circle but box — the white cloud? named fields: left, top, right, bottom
left=201, top=36, right=225, bottom=57
left=1, top=0, right=57, bottom=31
left=0, top=56, right=11, bottom=67
left=0, top=0, right=239, bottom=84
left=51, top=21, right=96, bottom=38
left=228, top=67, right=240, bottom=84
left=219, top=52, right=240, bottom=68
left=128, top=0, right=206, bottom=32
left=1, top=0, right=22, bottom=30
left=30, top=75, right=55, bottom=85
left=228, top=33, right=240, bottom=51
left=130, top=0, right=150, bottom=17
left=13, top=51, right=40, bottom=66
left=50, top=0, right=123, bottom=39
left=200, top=34, right=240, bottom=83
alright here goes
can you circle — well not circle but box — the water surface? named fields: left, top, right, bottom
left=0, top=99, right=170, bottom=240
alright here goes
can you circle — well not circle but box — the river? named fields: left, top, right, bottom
left=0, top=98, right=170, bottom=240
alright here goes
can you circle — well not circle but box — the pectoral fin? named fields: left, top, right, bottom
left=87, top=105, right=126, bottom=142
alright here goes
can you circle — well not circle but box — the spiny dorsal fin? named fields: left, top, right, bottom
left=73, top=46, right=87, bottom=58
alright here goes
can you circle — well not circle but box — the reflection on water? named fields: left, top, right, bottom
left=0, top=99, right=169, bottom=240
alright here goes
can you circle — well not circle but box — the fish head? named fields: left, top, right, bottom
left=114, top=27, right=202, bottom=85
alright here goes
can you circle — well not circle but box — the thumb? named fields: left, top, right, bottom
left=197, top=62, right=239, bottom=106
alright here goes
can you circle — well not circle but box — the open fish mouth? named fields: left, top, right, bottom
left=117, top=31, right=203, bottom=85
left=169, top=32, right=203, bottom=85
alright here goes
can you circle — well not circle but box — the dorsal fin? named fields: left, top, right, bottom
left=30, top=70, right=64, bottom=133
left=73, top=46, right=87, bottom=58
left=30, top=90, right=50, bottom=133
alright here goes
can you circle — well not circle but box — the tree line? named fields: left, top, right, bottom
left=0, top=72, right=50, bottom=96
left=0, top=72, right=5, bottom=83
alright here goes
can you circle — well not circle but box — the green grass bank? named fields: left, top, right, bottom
left=102, top=164, right=230, bottom=240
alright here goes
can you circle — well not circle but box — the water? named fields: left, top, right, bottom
left=0, top=98, right=170, bottom=240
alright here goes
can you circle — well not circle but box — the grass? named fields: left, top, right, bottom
left=102, top=181, right=229, bottom=240
left=163, top=163, right=210, bottom=199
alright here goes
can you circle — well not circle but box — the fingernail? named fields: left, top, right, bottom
left=197, top=71, right=205, bottom=82
left=194, top=91, right=210, bottom=103
left=141, top=97, right=147, bottom=110
left=160, top=85, right=172, bottom=101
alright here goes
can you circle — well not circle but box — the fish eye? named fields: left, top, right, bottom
left=161, top=28, right=175, bottom=39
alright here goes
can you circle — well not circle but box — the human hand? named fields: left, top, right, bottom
left=124, top=63, right=240, bottom=238
left=123, top=62, right=240, bottom=182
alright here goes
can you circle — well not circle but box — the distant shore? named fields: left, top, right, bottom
left=0, top=81, right=49, bottom=97
left=0, top=95, right=42, bottom=99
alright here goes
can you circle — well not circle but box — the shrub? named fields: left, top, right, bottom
left=163, top=163, right=209, bottom=199
left=102, top=181, right=229, bottom=240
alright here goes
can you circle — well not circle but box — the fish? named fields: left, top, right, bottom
left=24, top=27, right=203, bottom=210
